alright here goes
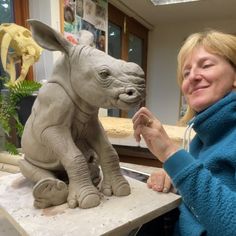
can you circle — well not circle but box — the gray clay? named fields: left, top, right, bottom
left=19, top=20, right=145, bottom=209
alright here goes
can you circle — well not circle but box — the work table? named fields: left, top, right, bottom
left=0, top=117, right=186, bottom=235
left=0, top=162, right=181, bottom=236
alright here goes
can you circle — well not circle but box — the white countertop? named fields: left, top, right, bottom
left=0, top=167, right=181, bottom=236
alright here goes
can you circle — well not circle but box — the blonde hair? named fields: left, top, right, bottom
left=177, top=30, right=236, bottom=125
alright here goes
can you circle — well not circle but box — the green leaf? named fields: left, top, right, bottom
left=0, top=76, right=42, bottom=154
left=9, top=80, right=42, bottom=101
left=5, top=141, right=19, bottom=155
left=14, top=114, right=24, bottom=137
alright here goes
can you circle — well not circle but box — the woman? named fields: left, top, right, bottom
left=132, top=30, right=236, bottom=235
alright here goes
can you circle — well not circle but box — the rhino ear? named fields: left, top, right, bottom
left=27, top=19, right=72, bottom=55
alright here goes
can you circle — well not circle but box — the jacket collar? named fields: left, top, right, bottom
left=190, top=91, right=236, bottom=144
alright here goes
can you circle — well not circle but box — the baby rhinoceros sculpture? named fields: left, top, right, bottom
left=19, top=20, right=145, bottom=209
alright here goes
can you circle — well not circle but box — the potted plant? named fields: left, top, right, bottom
left=0, top=22, right=43, bottom=155
left=0, top=75, right=41, bottom=154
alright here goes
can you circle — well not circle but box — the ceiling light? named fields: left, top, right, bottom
left=150, top=0, right=201, bottom=5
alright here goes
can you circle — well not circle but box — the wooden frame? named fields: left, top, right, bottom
left=13, top=0, right=29, bottom=28
left=107, top=5, right=155, bottom=167
left=13, top=0, right=33, bottom=81
left=59, top=0, right=64, bottom=33
left=108, top=3, right=148, bottom=75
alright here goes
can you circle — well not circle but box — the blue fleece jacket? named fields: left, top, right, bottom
left=164, top=91, right=236, bottom=236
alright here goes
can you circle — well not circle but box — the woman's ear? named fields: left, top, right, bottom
left=233, top=74, right=236, bottom=88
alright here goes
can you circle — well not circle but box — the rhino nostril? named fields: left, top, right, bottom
left=126, top=87, right=137, bottom=96
left=127, top=91, right=133, bottom=96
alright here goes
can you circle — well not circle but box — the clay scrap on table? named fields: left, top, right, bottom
left=19, top=20, right=145, bottom=209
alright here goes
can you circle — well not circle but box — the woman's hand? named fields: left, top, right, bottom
left=147, top=169, right=173, bottom=193
left=132, top=107, right=179, bottom=163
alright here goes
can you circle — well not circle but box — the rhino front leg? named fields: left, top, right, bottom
left=75, top=139, right=101, bottom=187
left=99, top=145, right=130, bottom=197
left=87, top=121, right=130, bottom=197
left=42, top=127, right=100, bottom=209
left=63, top=154, right=101, bottom=209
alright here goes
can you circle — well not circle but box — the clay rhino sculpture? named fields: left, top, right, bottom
left=19, top=20, right=145, bottom=209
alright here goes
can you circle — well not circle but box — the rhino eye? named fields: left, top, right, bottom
left=99, top=70, right=110, bottom=79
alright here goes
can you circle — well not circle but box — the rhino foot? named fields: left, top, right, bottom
left=101, top=175, right=130, bottom=196
left=33, top=178, right=68, bottom=209
left=67, top=184, right=100, bottom=209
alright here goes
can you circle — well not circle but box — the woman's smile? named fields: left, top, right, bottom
left=191, top=85, right=208, bottom=95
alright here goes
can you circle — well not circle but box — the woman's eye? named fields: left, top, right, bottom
left=183, top=71, right=190, bottom=79
left=99, top=70, right=110, bottom=79
left=202, top=63, right=213, bottom=69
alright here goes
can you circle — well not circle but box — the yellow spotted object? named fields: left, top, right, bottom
left=0, top=23, right=42, bottom=85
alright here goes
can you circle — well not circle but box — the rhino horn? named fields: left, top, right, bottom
left=27, top=19, right=72, bottom=55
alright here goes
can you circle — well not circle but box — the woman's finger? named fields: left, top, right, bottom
left=132, top=107, right=154, bottom=125
left=147, top=171, right=165, bottom=192
left=147, top=170, right=172, bottom=193
left=133, top=125, right=142, bottom=142
left=163, top=174, right=172, bottom=193
left=133, top=113, right=151, bottom=130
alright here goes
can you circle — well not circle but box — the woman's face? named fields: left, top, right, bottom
left=181, top=46, right=236, bottom=112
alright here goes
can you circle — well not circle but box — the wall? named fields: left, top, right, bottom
left=29, top=0, right=61, bottom=82
left=147, top=18, right=236, bottom=125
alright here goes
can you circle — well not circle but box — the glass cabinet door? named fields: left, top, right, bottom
left=108, top=22, right=121, bottom=59
left=127, top=33, right=143, bottom=118
left=128, top=33, right=143, bottom=67
left=0, top=0, right=14, bottom=24
left=107, top=22, right=122, bottom=117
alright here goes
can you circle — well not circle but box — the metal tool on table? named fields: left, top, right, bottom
left=121, top=166, right=150, bottom=183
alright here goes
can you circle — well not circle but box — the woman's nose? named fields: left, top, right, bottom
left=188, top=68, right=201, bottom=82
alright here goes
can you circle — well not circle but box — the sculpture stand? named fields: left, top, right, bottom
left=0, top=173, right=180, bottom=236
